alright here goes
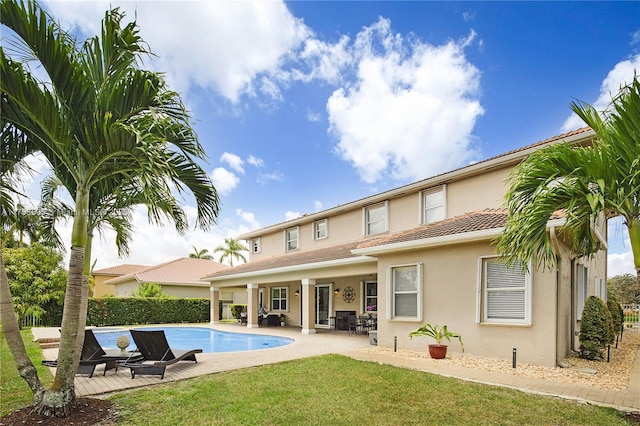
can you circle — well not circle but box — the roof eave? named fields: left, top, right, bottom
left=202, top=255, right=376, bottom=283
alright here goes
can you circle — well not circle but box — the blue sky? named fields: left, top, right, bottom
left=13, top=1, right=640, bottom=276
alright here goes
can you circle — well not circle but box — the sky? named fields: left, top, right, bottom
left=8, top=1, right=640, bottom=277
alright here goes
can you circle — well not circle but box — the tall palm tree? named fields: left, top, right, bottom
left=1, top=2, right=219, bottom=416
left=214, top=238, right=248, bottom=266
left=189, top=246, right=214, bottom=260
left=0, top=121, right=45, bottom=402
left=497, top=77, right=640, bottom=286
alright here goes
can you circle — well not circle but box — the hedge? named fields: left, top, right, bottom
left=86, top=297, right=211, bottom=326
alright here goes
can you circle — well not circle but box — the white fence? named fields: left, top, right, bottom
left=622, top=304, right=639, bottom=329
left=21, top=313, right=43, bottom=328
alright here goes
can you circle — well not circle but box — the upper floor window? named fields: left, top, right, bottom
left=251, top=238, right=261, bottom=254
left=389, top=263, right=421, bottom=320
left=479, top=257, right=531, bottom=325
left=364, top=202, right=388, bottom=235
left=285, top=227, right=299, bottom=251
left=422, top=186, right=446, bottom=224
left=314, top=219, right=328, bottom=240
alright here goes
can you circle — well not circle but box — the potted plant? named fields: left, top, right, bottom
left=409, top=323, right=464, bottom=359
left=279, top=314, right=287, bottom=326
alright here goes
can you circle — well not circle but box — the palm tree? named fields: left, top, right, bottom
left=496, top=77, right=640, bottom=287
left=214, top=238, right=248, bottom=266
left=189, top=246, right=214, bottom=260
left=1, top=2, right=219, bottom=416
left=0, top=122, right=46, bottom=402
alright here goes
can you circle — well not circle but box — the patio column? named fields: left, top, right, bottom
left=247, top=283, right=260, bottom=328
left=209, top=286, right=220, bottom=324
left=301, top=279, right=316, bottom=334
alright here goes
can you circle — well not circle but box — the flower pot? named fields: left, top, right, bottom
left=428, top=344, right=448, bottom=359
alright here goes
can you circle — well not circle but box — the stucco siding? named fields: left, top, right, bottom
left=375, top=241, right=559, bottom=367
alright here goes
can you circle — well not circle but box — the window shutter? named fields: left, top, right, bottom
left=485, top=259, right=525, bottom=320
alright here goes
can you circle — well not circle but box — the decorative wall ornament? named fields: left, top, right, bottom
left=342, top=286, right=356, bottom=303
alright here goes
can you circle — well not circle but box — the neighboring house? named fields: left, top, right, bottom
left=92, top=264, right=149, bottom=297
left=106, top=258, right=231, bottom=299
left=202, top=127, right=608, bottom=367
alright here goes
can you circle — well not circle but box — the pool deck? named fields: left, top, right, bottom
left=33, top=324, right=640, bottom=412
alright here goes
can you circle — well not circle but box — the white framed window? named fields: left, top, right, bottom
left=285, top=226, right=299, bottom=251
left=478, top=257, right=532, bottom=325
left=251, top=238, right=261, bottom=254
left=421, top=186, right=446, bottom=224
left=313, top=219, right=328, bottom=240
left=387, top=263, right=422, bottom=320
left=364, top=202, right=388, bottom=235
left=577, top=264, right=588, bottom=320
left=271, top=287, right=288, bottom=311
left=595, top=277, right=605, bottom=301
left=362, top=281, right=377, bottom=313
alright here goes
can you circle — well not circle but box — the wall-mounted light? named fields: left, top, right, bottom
left=334, top=288, right=340, bottom=295
left=294, top=290, right=300, bottom=297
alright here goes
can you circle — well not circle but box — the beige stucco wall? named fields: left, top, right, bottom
left=249, top=166, right=513, bottom=262
left=374, top=241, right=560, bottom=367
left=93, top=275, right=116, bottom=297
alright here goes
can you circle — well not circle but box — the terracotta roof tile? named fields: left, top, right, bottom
left=92, top=264, right=149, bottom=276
left=107, top=258, right=229, bottom=285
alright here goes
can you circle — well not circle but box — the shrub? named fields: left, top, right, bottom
left=579, top=296, right=613, bottom=360
left=606, top=298, right=623, bottom=339
left=230, top=304, right=247, bottom=320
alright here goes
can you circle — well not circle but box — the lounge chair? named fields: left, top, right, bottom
left=119, top=329, right=202, bottom=379
left=42, top=329, right=131, bottom=378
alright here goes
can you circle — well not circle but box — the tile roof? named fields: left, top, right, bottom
left=206, top=209, right=552, bottom=280
left=106, top=258, right=230, bottom=286
left=92, top=264, right=149, bottom=276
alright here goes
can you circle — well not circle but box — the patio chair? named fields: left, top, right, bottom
left=347, top=315, right=359, bottom=335
left=42, top=329, right=110, bottom=378
left=119, top=330, right=202, bottom=379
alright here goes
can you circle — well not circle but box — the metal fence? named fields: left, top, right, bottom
left=21, top=313, right=43, bottom=328
left=622, top=304, right=639, bottom=329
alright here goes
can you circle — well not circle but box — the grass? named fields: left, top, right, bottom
left=110, top=355, right=630, bottom=426
left=1, top=331, right=632, bottom=425
left=0, top=328, right=53, bottom=416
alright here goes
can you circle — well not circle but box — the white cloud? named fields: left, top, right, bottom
left=314, top=201, right=323, bottom=211
left=220, top=152, right=245, bottom=174
left=44, top=0, right=310, bottom=104
left=285, top=211, right=301, bottom=221
left=562, top=54, right=640, bottom=131
left=247, top=155, right=265, bottom=168
left=210, top=167, right=240, bottom=196
left=307, top=109, right=322, bottom=122
left=257, top=170, right=284, bottom=184
left=235, top=208, right=261, bottom=230
left=608, top=251, right=635, bottom=278
left=327, top=19, right=483, bottom=184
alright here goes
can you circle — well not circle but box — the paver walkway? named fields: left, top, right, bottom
left=33, top=324, right=640, bottom=412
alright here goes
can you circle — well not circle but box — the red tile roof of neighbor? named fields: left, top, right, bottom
left=92, top=264, right=149, bottom=276
left=106, top=258, right=230, bottom=286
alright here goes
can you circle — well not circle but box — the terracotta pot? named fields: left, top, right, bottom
left=428, top=344, right=448, bottom=359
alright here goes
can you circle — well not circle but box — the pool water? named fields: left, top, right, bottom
left=93, top=327, right=293, bottom=353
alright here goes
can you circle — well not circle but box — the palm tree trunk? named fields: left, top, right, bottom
left=34, top=188, right=90, bottom=417
left=628, top=217, right=640, bottom=289
left=0, top=248, right=45, bottom=403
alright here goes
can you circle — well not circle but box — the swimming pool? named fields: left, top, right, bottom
left=93, top=327, right=293, bottom=353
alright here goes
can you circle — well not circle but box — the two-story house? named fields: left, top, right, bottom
left=202, top=127, right=607, bottom=367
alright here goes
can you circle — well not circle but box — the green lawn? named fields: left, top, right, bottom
left=0, top=328, right=53, bottom=416
left=1, top=330, right=632, bottom=425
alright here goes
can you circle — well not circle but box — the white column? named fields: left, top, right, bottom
left=247, top=284, right=260, bottom=328
left=209, top=286, right=220, bottom=324
left=301, top=279, right=316, bottom=334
